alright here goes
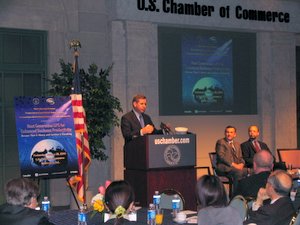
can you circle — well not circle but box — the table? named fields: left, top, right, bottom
left=50, top=208, right=196, bottom=225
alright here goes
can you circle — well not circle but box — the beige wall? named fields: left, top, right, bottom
left=0, top=0, right=299, bottom=206
left=110, top=0, right=300, bottom=179
left=111, top=21, right=298, bottom=180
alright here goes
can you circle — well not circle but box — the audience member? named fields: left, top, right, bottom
left=215, top=125, right=248, bottom=191
left=234, top=150, right=274, bottom=198
left=121, top=94, right=162, bottom=144
left=244, top=170, right=295, bottom=225
left=0, top=177, right=54, bottom=225
left=196, top=175, right=243, bottom=225
left=104, top=180, right=135, bottom=225
left=241, top=125, right=271, bottom=168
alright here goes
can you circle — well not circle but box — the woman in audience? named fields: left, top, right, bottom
left=196, top=175, right=243, bottom=225
left=0, top=177, right=54, bottom=225
left=104, top=180, right=135, bottom=225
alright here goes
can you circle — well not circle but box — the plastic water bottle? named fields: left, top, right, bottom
left=41, top=196, right=50, bottom=216
left=147, top=203, right=156, bottom=225
left=172, top=194, right=181, bottom=218
left=78, top=206, right=87, bottom=225
left=153, top=191, right=161, bottom=211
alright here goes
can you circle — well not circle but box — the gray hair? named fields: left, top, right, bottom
left=5, top=178, right=39, bottom=206
left=267, top=170, right=292, bottom=196
left=254, top=150, right=273, bottom=170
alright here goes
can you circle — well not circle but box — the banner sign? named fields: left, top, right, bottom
left=14, top=96, right=79, bottom=178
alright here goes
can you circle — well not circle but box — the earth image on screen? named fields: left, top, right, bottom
left=192, top=77, right=224, bottom=105
left=30, top=139, right=68, bottom=167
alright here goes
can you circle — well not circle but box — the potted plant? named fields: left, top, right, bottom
left=48, top=59, right=122, bottom=160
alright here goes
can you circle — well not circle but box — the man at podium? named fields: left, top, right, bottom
left=121, top=94, right=162, bottom=144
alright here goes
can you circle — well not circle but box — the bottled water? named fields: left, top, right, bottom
left=41, top=196, right=50, bottom=216
left=78, top=206, right=87, bottom=225
left=172, top=194, right=181, bottom=218
left=147, top=203, right=156, bottom=225
left=153, top=191, right=161, bottom=212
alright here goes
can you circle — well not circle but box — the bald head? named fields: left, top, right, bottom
left=253, top=150, right=274, bottom=172
left=267, top=170, right=292, bottom=197
left=248, top=125, right=259, bottom=132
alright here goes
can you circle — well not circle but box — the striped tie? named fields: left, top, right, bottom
left=230, top=141, right=238, bottom=161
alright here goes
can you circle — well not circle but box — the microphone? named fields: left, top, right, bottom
left=160, top=122, right=172, bottom=134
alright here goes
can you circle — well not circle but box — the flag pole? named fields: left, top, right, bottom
left=81, top=132, right=86, bottom=205
left=70, top=40, right=87, bottom=206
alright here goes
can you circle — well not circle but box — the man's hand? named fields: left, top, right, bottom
left=256, top=187, right=269, bottom=205
left=141, top=124, right=154, bottom=135
left=231, top=162, right=244, bottom=170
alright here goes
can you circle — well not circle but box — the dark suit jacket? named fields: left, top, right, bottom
left=0, top=203, right=54, bottom=225
left=234, top=171, right=271, bottom=198
left=215, top=138, right=245, bottom=173
left=121, top=110, right=162, bottom=144
left=244, top=197, right=295, bottom=225
left=241, top=139, right=270, bottom=168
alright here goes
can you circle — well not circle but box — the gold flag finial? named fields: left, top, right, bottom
left=69, top=40, right=81, bottom=51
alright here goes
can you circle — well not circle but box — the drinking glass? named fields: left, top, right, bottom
left=155, top=209, right=164, bottom=225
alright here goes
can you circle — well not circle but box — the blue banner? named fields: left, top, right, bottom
left=14, top=96, right=79, bottom=178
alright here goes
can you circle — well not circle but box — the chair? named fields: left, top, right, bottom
left=244, top=196, right=255, bottom=211
left=159, top=189, right=185, bottom=210
left=195, top=166, right=211, bottom=179
left=229, top=195, right=248, bottom=221
left=208, top=152, right=233, bottom=198
left=289, top=211, right=300, bottom=225
left=278, top=149, right=300, bottom=169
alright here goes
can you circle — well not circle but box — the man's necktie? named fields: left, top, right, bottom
left=230, top=141, right=238, bottom=161
left=253, top=140, right=261, bottom=152
left=230, top=141, right=235, bottom=152
left=139, top=114, right=145, bottom=128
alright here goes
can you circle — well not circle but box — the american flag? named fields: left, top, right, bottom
left=69, top=50, right=91, bottom=203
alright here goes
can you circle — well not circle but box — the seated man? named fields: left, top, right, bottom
left=244, top=170, right=295, bottom=225
left=215, top=125, right=248, bottom=192
left=241, top=125, right=271, bottom=168
left=234, top=150, right=273, bottom=198
left=0, top=177, right=54, bottom=225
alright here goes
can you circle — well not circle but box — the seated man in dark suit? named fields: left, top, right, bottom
left=241, top=125, right=271, bottom=168
left=0, top=177, right=54, bottom=225
left=121, top=94, right=163, bottom=144
left=234, top=150, right=273, bottom=198
left=244, top=170, right=295, bottom=225
left=215, top=125, right=248, bottom=191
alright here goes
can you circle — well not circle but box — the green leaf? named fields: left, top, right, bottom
left=47, top=59, right=122, bottom=160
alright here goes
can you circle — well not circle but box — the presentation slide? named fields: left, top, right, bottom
left=14, top=96, right=79, bottom=178
left=158, top=27, right=257, bottom=115
left=182, top=34, right=233, bottom=114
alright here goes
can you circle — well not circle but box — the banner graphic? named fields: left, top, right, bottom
left=14, top=96, right=79, bottom=178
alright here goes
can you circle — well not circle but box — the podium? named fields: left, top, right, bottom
left=124, top=134, right=197, bottom=210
